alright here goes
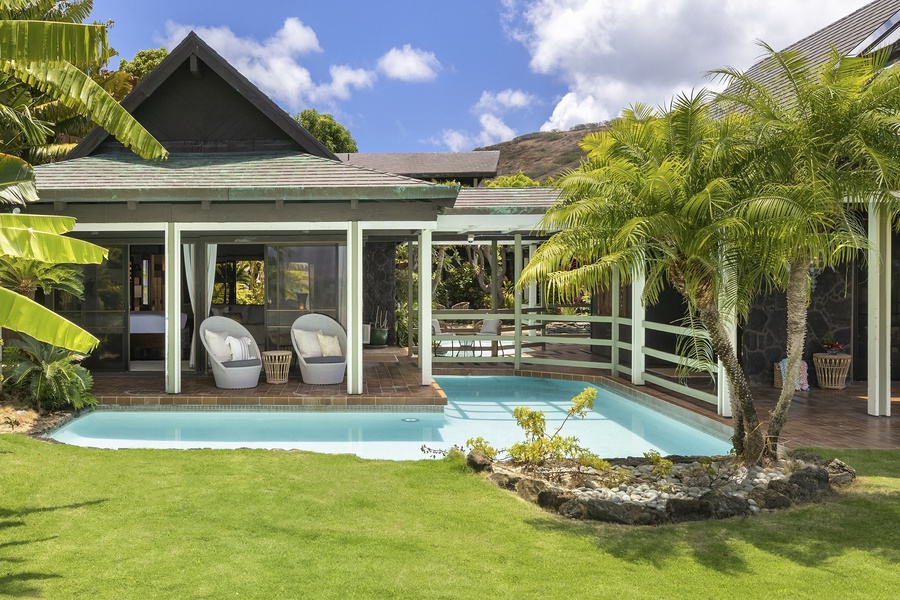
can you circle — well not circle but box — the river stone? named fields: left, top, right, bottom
left=825, top=458, right=857, bottom=486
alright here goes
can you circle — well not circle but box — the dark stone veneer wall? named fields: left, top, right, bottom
left=363, top=242, right=398, bottom=345
left=741, top=266, right=854, bottom=387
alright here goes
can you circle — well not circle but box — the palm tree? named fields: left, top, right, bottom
left=520, top=93, right=769, bottom=461
left=0, top=255, right=84, bottom=300
left=713, top=43, right=900, bottom=452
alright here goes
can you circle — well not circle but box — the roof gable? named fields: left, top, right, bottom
left=70, top=32, right=336, bottom=159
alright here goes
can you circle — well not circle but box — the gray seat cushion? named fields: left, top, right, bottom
left=222, top=358, right=262, bottom=368
left=304, top=356, right=345, bottom=364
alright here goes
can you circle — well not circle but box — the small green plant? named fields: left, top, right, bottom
left=507, top=387, right=601, bottom=474
left=2, top=334, right=97, bottom=414
left=643, top=450, right=674, bottom=477
left=466, top=436, right=498, bottom=459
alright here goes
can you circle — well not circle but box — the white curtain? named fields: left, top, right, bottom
left=182, top=243, right=218, bottom=367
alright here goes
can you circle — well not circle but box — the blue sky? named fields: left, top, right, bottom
left=91, top=0, right=871, bottom=153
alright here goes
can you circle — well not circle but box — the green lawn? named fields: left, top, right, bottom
left=1, top=437, right=899, bottom=599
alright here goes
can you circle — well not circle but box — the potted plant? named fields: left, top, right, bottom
left=369, top=307, right=390, bottom=347
left=821, top=335, right=845, bottom=355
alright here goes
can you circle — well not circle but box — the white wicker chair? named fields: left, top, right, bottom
left=291, top=313, right=347, bottom=385
left=199, top=316, right=262, bottom=389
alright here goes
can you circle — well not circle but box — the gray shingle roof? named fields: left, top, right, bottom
left=337, top=152, right=500, bottom=179
left=449, top=187, right=560, bottom=213
left=737, top=0, right=900, bottom=90
left=34, top=152, right=459, bottom=203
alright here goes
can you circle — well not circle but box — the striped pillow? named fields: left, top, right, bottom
left=225, top=335, right=255, bottom=361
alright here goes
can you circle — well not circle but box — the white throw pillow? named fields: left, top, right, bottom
left=204, top=330, right=232, bottom=361
left=317, top=333, right=343, bottom=357
left=225, top=335, right=255, bottom=361
left=293, top=328, right=323, bottom=358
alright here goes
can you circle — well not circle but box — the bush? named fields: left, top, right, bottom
left=2, top=334, right=97, bottom=413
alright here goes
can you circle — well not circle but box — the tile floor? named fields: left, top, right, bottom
left=90, top=345, right=900, bottom=451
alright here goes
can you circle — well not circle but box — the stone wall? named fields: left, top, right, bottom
left=742, top=266, right=854, bottom=386
left=363, top=242, right=398, bottom=345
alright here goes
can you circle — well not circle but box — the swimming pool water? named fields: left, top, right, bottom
left=47, top=376, right=732, bottom=460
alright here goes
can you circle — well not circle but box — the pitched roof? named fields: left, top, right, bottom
left=737, top=0, right=900, bottom=91
left=449, top=187, right=559, bottom=213
left=69, top=32, right=335, bottom=160
left=336, top=151, right=500, bottom=180
left=34, top=152, right=458, bottom=204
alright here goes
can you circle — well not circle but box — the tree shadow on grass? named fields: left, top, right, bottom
left=527, top=490, right=900, bottom=574
left=0, top=571, right=63, bottom=598
left=0, top=500, right=107, bottom=597
left=0, top=498, right=106, bottom=519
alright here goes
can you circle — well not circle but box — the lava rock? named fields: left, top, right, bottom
left=516, top=478, right=548, bottom=504
left=466, top=450, right=493, bottom=472
left=824, top=458, right=857, bottom=486
left=700, top=493, right=751, bottom=519
left=537, top=488, right=572, bottom=510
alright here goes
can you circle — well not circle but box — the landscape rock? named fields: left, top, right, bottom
left=825, top=458, right=857, bottom=486
left=700, top=493, right=751, bottom=519
left=481, top=453, right=855, bottom=526
left=516, top=478, right=548, bottom=504
left=466, top=450, right=493, bottom=472
left=537, top=488, right=572, bottom=510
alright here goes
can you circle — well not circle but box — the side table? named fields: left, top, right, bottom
left=812, top=353, right=851, bottom=389
left=261, top=350, right=293, bottom=384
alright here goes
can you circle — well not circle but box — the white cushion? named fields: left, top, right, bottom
left=317, top=333, right=343, bottom=357
left=480, top=319, right=501, bottom=335
left=204, top=330, right=232, bottom=361
left=293, top=328, right=323, bottom=358
left=225, top=335, right=255, bottom=361
left=431, top=319, right=443, bottom=335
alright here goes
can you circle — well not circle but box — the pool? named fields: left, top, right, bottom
left=46, top=376, right=732, bottom=460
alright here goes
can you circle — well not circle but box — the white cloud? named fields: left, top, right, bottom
left=163, top=18, right=375, bottom=110
left=377, top=44, right=441, bottom=81
left=478, top=114, right=516, bottom=146
left=441, top=129, right=474, bottom=152
left=475, top=89, right=536, bottom=112
left=436, top=113, right=517, bottom=151
left=505, top=0, right=872, bottom=130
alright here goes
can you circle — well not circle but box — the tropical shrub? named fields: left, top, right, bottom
left=2, top=334, right=97, bottom=413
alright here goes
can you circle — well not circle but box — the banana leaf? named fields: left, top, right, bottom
left=0, top=286, right=98, bottom=352
left=0, top=224, right=107, bottom=263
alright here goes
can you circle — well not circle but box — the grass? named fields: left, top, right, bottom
left=2, top=437, right=899, bottom=599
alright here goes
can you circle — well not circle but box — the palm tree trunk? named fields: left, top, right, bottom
left=765, top=260, right=808, bottom=455
left=694, top=295, right=766, bottom=463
